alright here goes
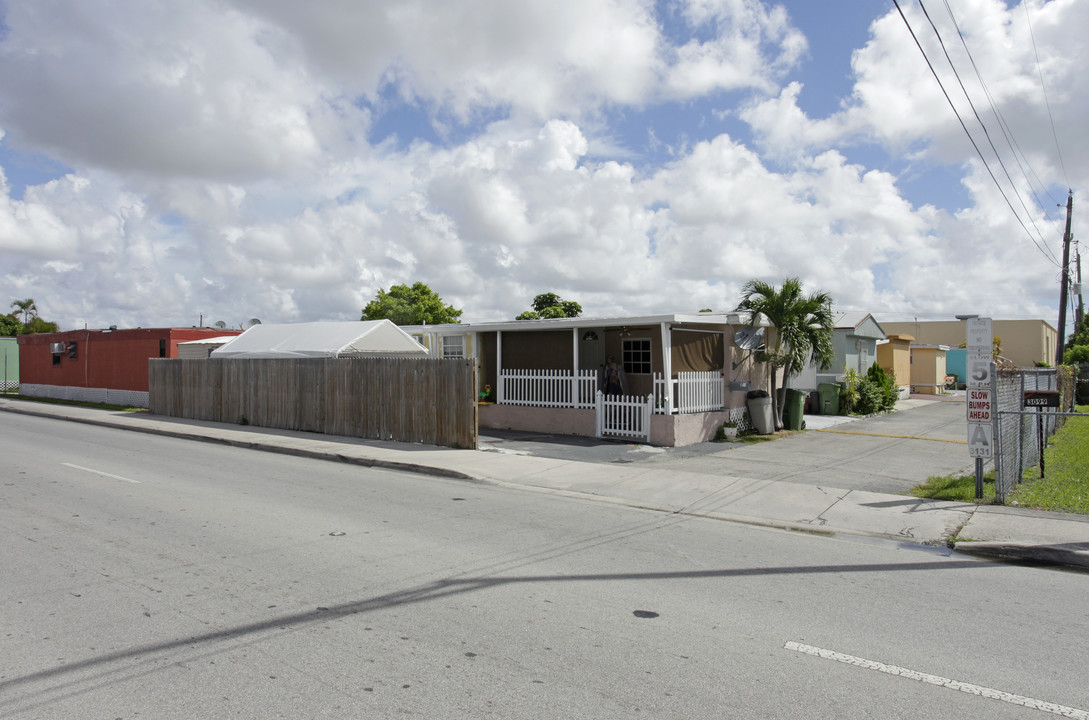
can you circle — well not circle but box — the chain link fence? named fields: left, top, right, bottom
left=994, top=366, right=1083, bottom=503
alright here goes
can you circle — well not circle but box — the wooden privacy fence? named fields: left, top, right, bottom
left=149, top=357, right=478, bottom=449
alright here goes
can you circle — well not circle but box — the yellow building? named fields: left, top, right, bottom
left=880, top=319, right=1057, bottom=367
left=876, top=334, right=913, bottom=390
left=910, top=345, right=949, bottom=395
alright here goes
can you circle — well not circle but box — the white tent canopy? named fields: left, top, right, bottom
left=210, top=320, right=428, bottom=359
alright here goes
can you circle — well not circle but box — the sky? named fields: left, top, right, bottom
left=0, top=0, right=1085, bottom=334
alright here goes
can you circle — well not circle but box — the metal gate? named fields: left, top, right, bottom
left=595, top=390, right=652, bottom=442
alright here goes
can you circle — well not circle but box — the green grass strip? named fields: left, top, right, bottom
left=1010, top=407, right=1089, bottom=514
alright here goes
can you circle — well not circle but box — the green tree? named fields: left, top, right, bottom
left=0, top=313, right=22, bottom=337
left=516, top=292, right=582, bottom=320
left=2, top=299, right=58, bottom=335
left=360, top=282, right=462, bottom=325
left=1064, top=345, right=1089, bottom=364
left=1067, top=313, right=1089, bottom=350
left=25, top=316, right=60, bottom=334
left=737, top=277, right=835, bottom=430
left=10, top=298, right=37, bottom=325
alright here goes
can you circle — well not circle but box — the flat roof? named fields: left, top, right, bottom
left=404, top=311, right=761, bottom=334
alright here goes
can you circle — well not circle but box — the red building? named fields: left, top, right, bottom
left=17, top=327, right=242, bottom=407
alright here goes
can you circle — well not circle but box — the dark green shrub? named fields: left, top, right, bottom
left=867, top=363, right=898, bottom=411
left=855, top=377, right=883, bottom=415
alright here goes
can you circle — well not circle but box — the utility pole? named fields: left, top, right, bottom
left=1056, top=190, right=1073, bottom=365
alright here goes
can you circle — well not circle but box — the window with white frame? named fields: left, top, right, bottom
left=442, top=334, right=465, bottom=359
left=622, top=338, right=652, bottom=374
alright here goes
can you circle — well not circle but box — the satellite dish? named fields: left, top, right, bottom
left=214, top=320, right=227, bottom=329
left=246, top=318, right=262, bottom=328
left=733, top=327, right=765, bottom=351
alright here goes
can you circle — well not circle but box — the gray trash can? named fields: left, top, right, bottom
left=746, top=391, right=775, bottom=435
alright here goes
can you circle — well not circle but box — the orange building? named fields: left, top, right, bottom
left=17, top=327, right=242, bottom=407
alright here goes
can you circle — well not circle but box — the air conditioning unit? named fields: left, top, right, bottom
left=50, top=342, right=66, bottom=354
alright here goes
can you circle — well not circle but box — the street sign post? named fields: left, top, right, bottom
left=966, top=387, right=993, bottom=458
left=964, top=317, right=995, bottom=497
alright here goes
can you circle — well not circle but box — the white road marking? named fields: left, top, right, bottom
left=61, top=462, right=142, bottom=484
left=785, top=642, right=1089, bottom=719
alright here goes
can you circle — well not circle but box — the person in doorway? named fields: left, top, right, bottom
left=602, top=355, right=626, bottom=396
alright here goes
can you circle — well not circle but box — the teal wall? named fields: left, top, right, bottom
left=1, top=337, right=18, bottom=390
left=946, top=348, right=966, bottom=387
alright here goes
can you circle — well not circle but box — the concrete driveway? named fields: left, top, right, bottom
left=480, top=395, right=976, bottom=495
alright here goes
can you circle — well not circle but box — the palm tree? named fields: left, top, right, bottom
left=737, top=278, right=835, bottom=430
left=11, top=298, right=38, bottom=325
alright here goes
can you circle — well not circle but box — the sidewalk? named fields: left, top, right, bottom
left=3, top=396, right=1088, bottom=571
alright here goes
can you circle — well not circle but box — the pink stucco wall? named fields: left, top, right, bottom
left=479, top=403, right=732, bottom=447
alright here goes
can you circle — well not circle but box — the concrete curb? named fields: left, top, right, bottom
left=952, top=542, right=1089, bottom=571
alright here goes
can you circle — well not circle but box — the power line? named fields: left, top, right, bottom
left=892, top=0, right=1060, bottom=268
left=940, top=0, right=1061, bottom=217
left=919, top=0, right=1054, bottom=263
left=917, top=0, right=1057, bottom=261
left=1024, top=0, right=1069, bottom=188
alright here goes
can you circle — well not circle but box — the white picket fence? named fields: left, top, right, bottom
left=595, top=391, right=652, bottom=442
left=499, top=368, right=597, bottom=409
left=652, top=371, right=724, bottom=414
left=18, top=383, right=150, bottom=408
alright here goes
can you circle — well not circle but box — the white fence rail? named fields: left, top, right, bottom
left=595, top=391, right=652, bottom=442
left=499, top=368, right=597, bottom=409
left=653, top=372, right=725, bottom=414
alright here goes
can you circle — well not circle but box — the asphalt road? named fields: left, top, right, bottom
left=3, top=413, right=1086, bottom=719
left=482, top=398, right=975, bottom=494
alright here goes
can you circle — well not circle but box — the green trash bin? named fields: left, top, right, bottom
left=783, top=388, right=807, bottom=430
left=818, top=382, right=840, bottom=416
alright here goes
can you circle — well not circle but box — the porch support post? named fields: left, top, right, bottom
left=572, top=327, right=579, bottom=408
left=661, top=322, right=673, bottom=413
left=722, top=327, right=728, bottom=408
left=496, top=331, right=504, bottom=404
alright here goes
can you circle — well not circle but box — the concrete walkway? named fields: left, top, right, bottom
left=2, top=395, right=1088, bottom=571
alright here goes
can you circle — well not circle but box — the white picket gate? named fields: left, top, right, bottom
left=595, top=390, right=652, bottom=442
